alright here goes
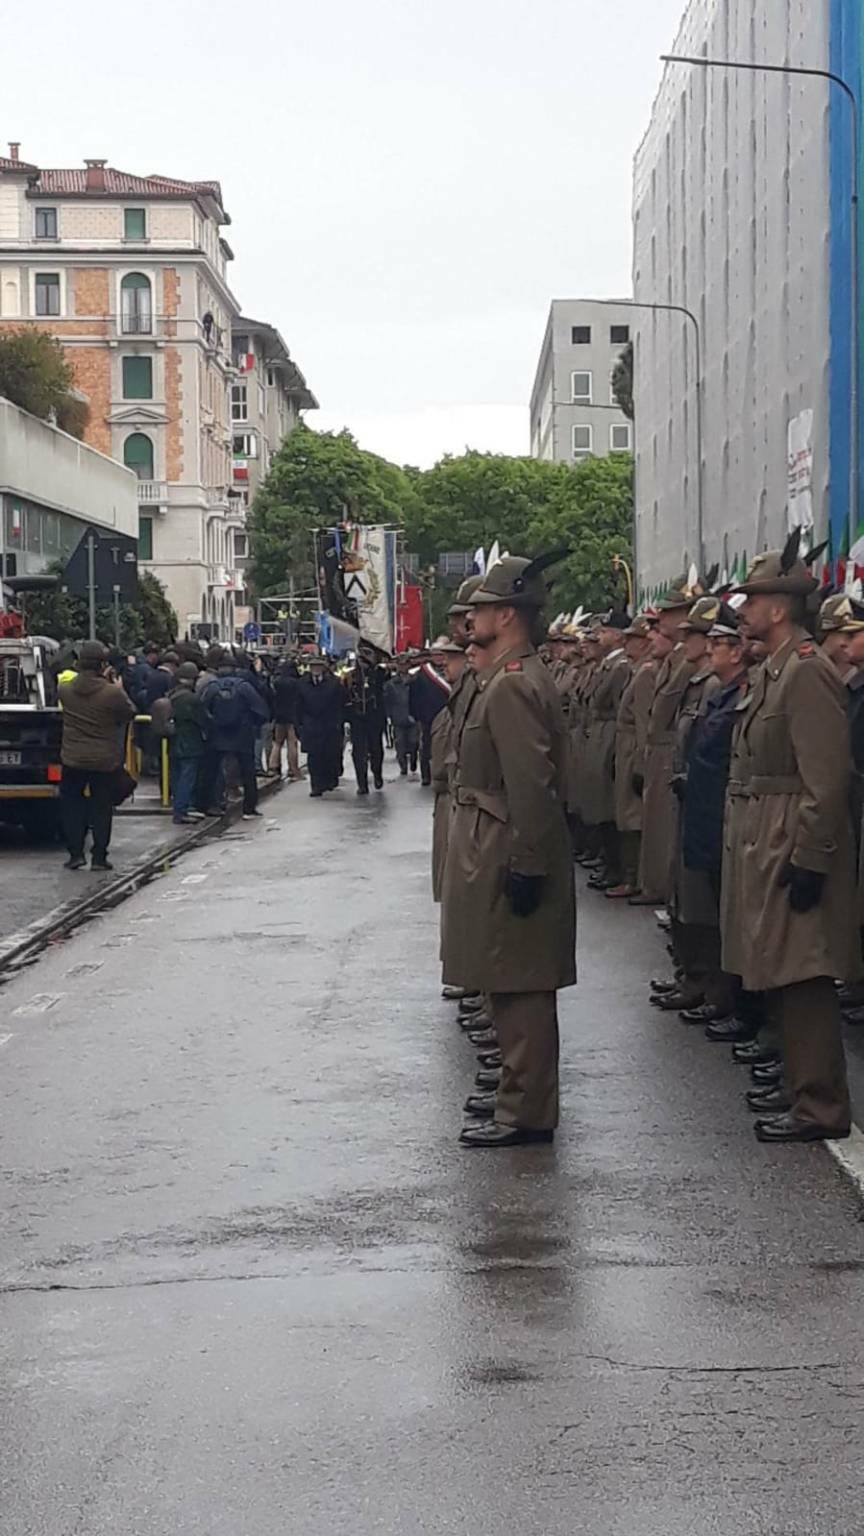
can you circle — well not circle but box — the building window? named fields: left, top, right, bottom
left=572, top=425, right=593, bottom=459
left=35, top=207, right=58, bottom=240
left=122, top=356, right=153, bottom=400
left=232, top=432, right=258, bottom=458
left=610, top=423, right=632, bottom=452
left=571, top=371, right=592, bottom=404
left=571, top=325, right=591, bottom=344
left=233, top=532, right=248, bottom=559
left=231, top=383, right=248, bottom=422
left=610, top=324, right=630, bottom=345
left=34, top=273, right=61, bottom=316
left=123, top=432, right=154, bottom=479
left=120, top=272, right=152, bottom=334
left=124, top=208, right=147, bottom=240
left=267, top=369, right=275, bottom=388
left=138, top=514, right=153, bottom=561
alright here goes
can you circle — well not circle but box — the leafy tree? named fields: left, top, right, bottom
left=0, top=329, right=89, bottom=439
left=20, top=565, right=177, bottom=652
left=247, top=424, right=634, bottom=620
left=246, top=423, right=418, bottom=595
left=611, top=341, right=634, bottom=421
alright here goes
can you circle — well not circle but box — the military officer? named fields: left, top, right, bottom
left=638, top=583, right=696, bottom=905
left=610, top=614, right=656, bottom=898
left=581, top=610, right=632, bottom=890
left=570, top=620, right=603, bottom=866
left=441, top=554, right=577, bottom=1147
left=818, top=592, right=857, bottom=681
left=429, top=636, right=465, bottom=903
left=722, top=537, right=855, bottom=1142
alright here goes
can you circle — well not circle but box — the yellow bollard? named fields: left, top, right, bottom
left=161, top=735, right=170, bottom=808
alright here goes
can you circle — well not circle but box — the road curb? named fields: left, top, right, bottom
left=0, top=774, right=288, bottom=980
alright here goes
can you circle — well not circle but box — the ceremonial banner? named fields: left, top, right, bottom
left=787, top=410, right=814, bottom=534
left=344, top=525, right=395, bottom=653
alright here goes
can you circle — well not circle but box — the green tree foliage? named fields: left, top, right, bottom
left=246, top=423, right=418, bottom=594
left=247, top=425, right=634, bottom=617
left=611, top=341, right=634, bottom=421
left=0, top=329, right=90, bottom=439
left=21, top=565, right=177, bottom=652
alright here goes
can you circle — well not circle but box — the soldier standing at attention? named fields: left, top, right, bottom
left=581, top=610, right=632, bottom=891
left=609, top=614, right=656, bottom=899
left=429, top=636, right=463, bottom=903
left=723, top=535, right=855, bottom=1143
left=441, top=554, right=577, bottom=1148
left=638, top=583, right=695, bottom=906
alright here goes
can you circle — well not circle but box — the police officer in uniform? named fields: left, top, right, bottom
left=722, top=536, right=855, bottom=1142
left=441, top=555, right=577, bottom=1147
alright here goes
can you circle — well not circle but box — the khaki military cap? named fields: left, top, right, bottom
left=448, top=574, right=484, bottom=615
left=818, top=592, right=864, bottom=633
left=623, top=615, right=653, bottom=637
left=429, top=633, right=466, bottom=654
left=655, top=579, right=693, bottom=611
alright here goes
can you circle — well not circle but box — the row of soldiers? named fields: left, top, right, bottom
left=430, top=536, right=864, bottom=1147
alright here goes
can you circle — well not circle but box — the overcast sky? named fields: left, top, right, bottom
left=5, top=0, right=685, bottom=467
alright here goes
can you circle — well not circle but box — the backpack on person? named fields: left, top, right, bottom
left=150, top=695, right=175, bottom=738
left=209, top=677, right=244, bottom=732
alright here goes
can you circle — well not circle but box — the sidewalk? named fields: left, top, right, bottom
left=2, top=773, right=864, bottom=1534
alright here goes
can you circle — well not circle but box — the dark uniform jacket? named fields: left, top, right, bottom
left=681, top=672, right=747, bottom=876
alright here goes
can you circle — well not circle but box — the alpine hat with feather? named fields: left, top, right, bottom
left=468, top=550, right=568, bottom=610
left=732, top=528, right=820, bottom=597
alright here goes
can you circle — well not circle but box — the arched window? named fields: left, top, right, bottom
left=123, top=432, right=154, bottom=480
left=120, top=272, right=152, bottom=334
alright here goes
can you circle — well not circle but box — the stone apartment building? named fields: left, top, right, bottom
left=228, top=316, right=317, bottom=627
left=0, top=146, right=242, bottom=638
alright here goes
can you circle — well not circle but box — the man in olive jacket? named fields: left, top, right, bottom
left=442, top=555, right=576, bottom=1148
left=723, top=538, right=855, bottom=1143
left=59, top=640, right=136, bottom=870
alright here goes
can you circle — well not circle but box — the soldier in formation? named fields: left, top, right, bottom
left=433, top=533, right=863, bottom=1148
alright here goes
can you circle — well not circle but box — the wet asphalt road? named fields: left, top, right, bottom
left=3, top=761, right=864, bottom=1534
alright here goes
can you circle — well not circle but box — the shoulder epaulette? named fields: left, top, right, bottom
left=504, top=660, right=523, bottom=673
left=797, top=641, right=816, bottom=659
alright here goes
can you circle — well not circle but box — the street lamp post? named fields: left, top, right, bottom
left=570, top=296, right=704, bottom=572
left=662, top=52, right=860, bottom=563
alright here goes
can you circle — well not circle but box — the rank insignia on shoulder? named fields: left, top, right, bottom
left=504, top=660, right=523, bottom=672
left=797, top=642, right=816, bottom=658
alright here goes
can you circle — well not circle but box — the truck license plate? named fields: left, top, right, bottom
left=0, top=751, right=21, bottom=766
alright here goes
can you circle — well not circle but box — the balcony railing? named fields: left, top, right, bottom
left=112, top=313, right=167, bottom=339
left=137, top=481, right=167, bottom=503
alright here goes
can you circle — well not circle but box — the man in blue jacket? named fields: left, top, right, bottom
left=202, top=657, right=268, bottom=818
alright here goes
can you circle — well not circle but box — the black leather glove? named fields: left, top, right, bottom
left=505, top=871, right=544, bottom=918
left=670, top=773, right=687, bottom=803
left=778, top=861, right=825, bottom=913
left=631, top=772, right=644, bottom=797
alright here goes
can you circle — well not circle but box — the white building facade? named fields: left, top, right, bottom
left=632, top=0, right=860, bottom=602
left=529, top=299, right=634, bottom=464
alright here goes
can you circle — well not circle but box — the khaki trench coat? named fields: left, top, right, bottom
left=721, top=632, right=858, bottom=990
left=430, top=708, right=451, bottom=903
left=441, top=644, right=577, bottom=994
left=582, top=649, right=631, bottom=825
left=568, top=660, right=597, bottom=818
left=615, top=658, right=656, bottom=832
left=639, top=647, right=696, bottom=900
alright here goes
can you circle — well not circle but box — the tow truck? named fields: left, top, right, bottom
left=0, top=577, right=64, bottom=837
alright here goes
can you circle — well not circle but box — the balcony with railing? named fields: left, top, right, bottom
left=111, top=313, right=167, bottom=339
left=137, top=480, right=168, bottom=504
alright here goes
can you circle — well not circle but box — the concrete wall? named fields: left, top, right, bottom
left=0, top=396, right=137, bottom=535
left=530, top=300, right=634, bottom=463
left=632, top=0, right=832, bottom=600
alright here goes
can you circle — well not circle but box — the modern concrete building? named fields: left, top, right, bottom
left=0, top=148, right=240, bottom=637
left=530, top=299, right=634, bottom=464
left=632, top=0, right=860, bottom=601
left=228, top=317, right=317, bottom=628
left=0, top=396, right=137, bottom=583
